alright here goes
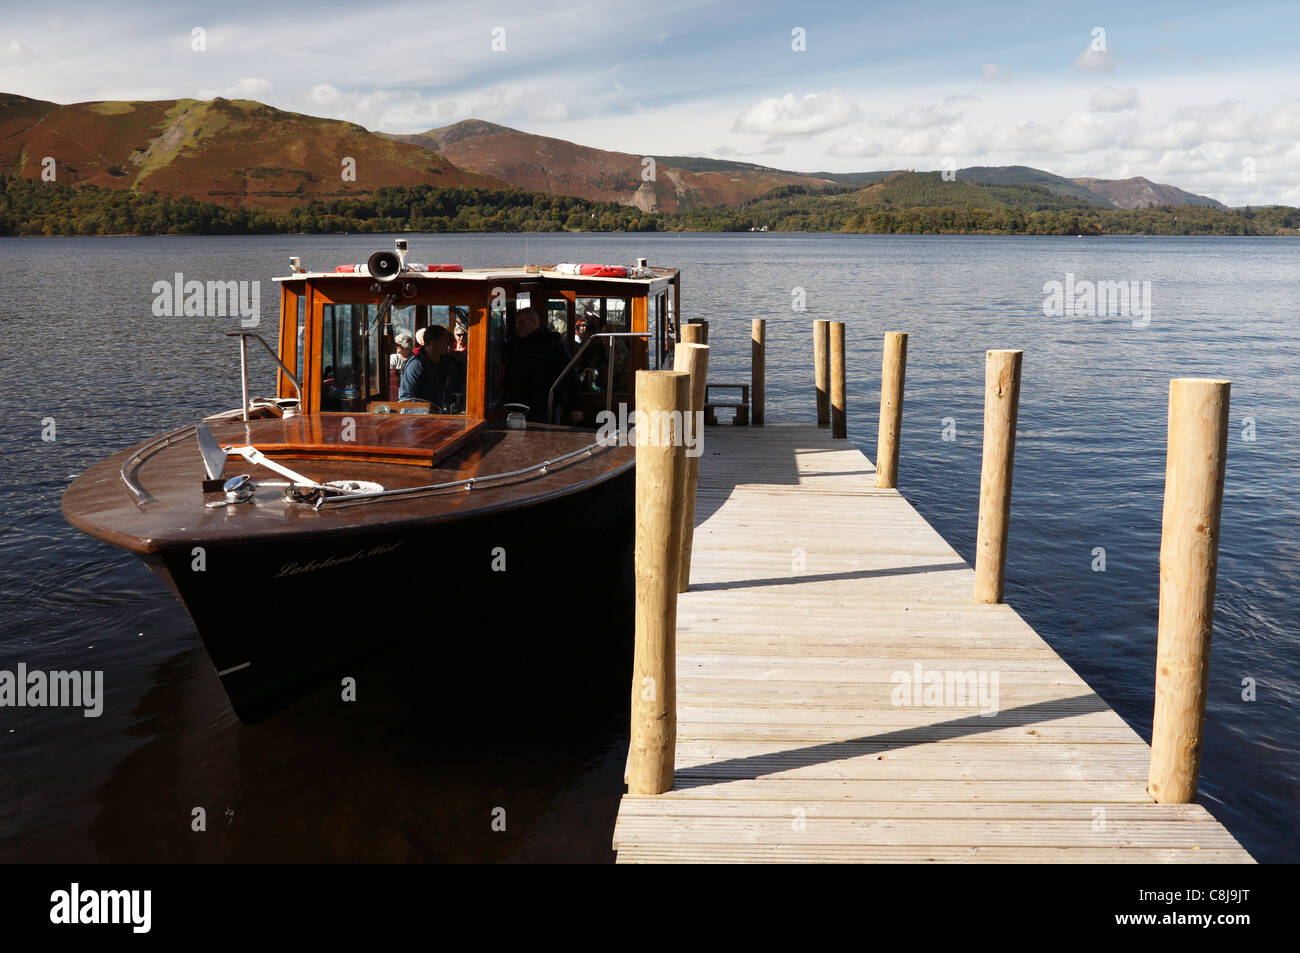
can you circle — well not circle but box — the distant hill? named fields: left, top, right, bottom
left=1072, top=176, right=1226, bottom=209
left=955, top=166, right=1114, bottom=207
left=391, top=119, right=842, bottom=212
left=0, top=93, right=503, bottom=210
left=819, top=171, right=1113, bottom=213
left=648, top=156, right=898, bottom=188
left=952, top=165, right=1223, bottom=209
left=0, top=91, right=1239, bottom=221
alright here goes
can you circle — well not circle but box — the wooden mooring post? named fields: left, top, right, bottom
left=875, top=332, right=907, bottom=489
left=830, top=321, right=846, bottom=439
left=628, top=370, right=691, bottom=795
left=682, top=321, right=707, bottom=345
left=1149, top=378, right=1231, bottom=804
left=751, top=319, right=765, bottom=426
left=974, top=349, right=1023, bottom=604
left=675, top=343, right=710, bottom=593
left=814, top=319, right=830, bottom=427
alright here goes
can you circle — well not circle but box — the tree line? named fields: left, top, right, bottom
left=2, top=173, right=1297, bottom=237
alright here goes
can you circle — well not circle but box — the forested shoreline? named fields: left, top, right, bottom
left=3, top=174, right=1297, bottom=237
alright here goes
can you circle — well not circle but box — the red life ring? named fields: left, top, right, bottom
left=577, top=264, right=629, bottom=278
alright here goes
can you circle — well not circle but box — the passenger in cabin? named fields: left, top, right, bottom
left=453, top=314, right=469, bottom=353
left=574, top=311, right=629, bottom=398
left=391, top=332, right=415, bottom=369
left=575, top=312, right=604, bottom=393
left=575, top=311, right=599, bottom=348
left=506, top=306, right=577, bottom=423
left=400, top=325, right=464, bottom=412
left=388, top=331, right=415, bottom=401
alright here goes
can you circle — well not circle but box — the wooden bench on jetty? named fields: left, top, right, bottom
left=613, top=321, right=1253, bottom=863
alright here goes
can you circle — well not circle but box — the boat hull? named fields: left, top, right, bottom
left=142, top=467, right=634, bottom=722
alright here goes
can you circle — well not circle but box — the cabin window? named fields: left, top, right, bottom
left=489, top=295, right=508, bottom=410
left=320, top=304, right=359, bottom=411
left=364, top=305, right=380, bottom=399
left=546, top=299, right=569, bottom=338
left=605, top=298, right=628, bottom=329
left=385, top=305, right=417, bottom=401
left=295, top=295, right=305, bottom=384
left=577, top=296, right=629, bottom=331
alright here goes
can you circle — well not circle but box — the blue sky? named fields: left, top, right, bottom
left=3, top=0, right=1299, bottom=203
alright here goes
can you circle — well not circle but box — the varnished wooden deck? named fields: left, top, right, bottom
left=613, top=423, right=1252, bottom=863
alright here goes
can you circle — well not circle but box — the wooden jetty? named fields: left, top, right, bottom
left=613, top=361, right=1252, bottom=862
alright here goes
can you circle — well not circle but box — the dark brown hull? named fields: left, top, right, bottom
left=63, top=415, right=636, bottom=721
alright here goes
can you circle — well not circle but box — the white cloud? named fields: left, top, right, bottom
left=732, top=92, right=862, bottom=137
left=981, top=64, right=1011, bottom=84
left=1076, top=46, right=1116, bottom=72
left=1090, top=86, right=1139, bottom=111
left=884, top=104, right=965, bottom=129
left=829, top=135, right=880, bottom=158
left=1, top=40, right=36, bottom=64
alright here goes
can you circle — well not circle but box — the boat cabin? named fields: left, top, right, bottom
left=268, top=244, right=681, bottom=436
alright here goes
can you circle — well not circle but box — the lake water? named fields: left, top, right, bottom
left=1, top=233, right=1296, bottom=862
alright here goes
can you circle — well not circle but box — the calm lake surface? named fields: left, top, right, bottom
left=1, top=233, right=1296, bottom=862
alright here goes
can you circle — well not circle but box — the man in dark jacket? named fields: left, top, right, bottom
left=506, top=307, right=577, bottom=423
left=400, top=324, right=464, bottom=411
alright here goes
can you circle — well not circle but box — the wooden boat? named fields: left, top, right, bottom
left=63, top=241, right=682, bottom=721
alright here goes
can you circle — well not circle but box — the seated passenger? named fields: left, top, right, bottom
left=452, top=310, right=469, bottom=352
left=574, top=312, right=629, bottom=396
left=388, top=331, right=414, bottom=398
left=400, top=325, right=464, bottom=411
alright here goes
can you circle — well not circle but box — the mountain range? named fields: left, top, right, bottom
left=0, top=92, right=1228, bottom=215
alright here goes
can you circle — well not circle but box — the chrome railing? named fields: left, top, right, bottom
left=225, top=330, right=303, bottom=421
left=120, top=422, right=200, bottom=504
left=546, top=331, right=650, bottom=422
left=313, top=437, right=616, bottom=510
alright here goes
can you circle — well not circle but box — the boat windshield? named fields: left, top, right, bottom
left=321, top=302, right=470, bottom=415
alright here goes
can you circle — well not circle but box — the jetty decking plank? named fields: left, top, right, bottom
left=613, top=423, right=1252, bottom=863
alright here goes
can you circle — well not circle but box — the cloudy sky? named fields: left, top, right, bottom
left=3, top=0, right=1299, bottom=204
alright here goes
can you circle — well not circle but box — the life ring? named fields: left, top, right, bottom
left=554, top=263, right=630, bottom=278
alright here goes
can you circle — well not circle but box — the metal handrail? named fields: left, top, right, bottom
left=225, top=330, right=303, bottom=421
left=313, top=436, right=617, bottom=510
left=546, top=331, right=650, bottom=422
left=120, top=421, right=200, bottom=504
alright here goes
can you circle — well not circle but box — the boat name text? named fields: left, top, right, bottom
left=275, top=542, right=403, bottom=577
